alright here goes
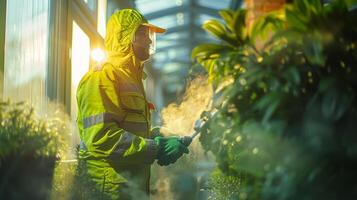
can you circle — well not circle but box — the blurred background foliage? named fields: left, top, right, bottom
left=0, top=101, right=67, bottom=199
left=192, top=0, right=357, bottom=199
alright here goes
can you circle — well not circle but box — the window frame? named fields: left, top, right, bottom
left=65, top=0, right=105, bottom=114
left=0, top=0, right=6, bottom=98
left=47, top=0, right=104, bottom=114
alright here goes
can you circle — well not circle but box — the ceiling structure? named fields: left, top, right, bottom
left=135, top=0, right=242, bottom=95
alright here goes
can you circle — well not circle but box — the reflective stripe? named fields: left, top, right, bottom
left=112, top=131, right=135, bottom=155
left=80, top=140, right=88, bottom=150
left=82, top=113, right=148, bottom=133
left=118, top=83, right=141, bottom=93
left=83, top=113, right=120, bottom=129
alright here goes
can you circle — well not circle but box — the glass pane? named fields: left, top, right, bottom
left=4, top=0, right=50, bottom=113
left=136, top=0, right=188, bottom=14
left=97, top=0, right=107, bottom=38
left=83, top=0, right=96, bottom=11
left=148, top=13, right=189, bottom=30
left=71, top=21, right=90, bottom=120
left=197, top=0, right=230, bottom=10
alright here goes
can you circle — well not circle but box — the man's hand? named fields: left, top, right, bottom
left=154, top=136, right=189, bottom=166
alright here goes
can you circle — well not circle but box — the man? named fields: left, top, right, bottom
left=76, top=9, right=189, bottom=199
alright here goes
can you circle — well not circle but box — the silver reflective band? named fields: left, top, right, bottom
left=80, top=140, right=88, bottom=150
left=82, top=113, right=119, bottom=128
left=82, top=113, right=148, bottom=133
left=112, top=131, right=135, bottom=156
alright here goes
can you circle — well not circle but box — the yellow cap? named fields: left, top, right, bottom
left=142, top=23, right=166, bottom=33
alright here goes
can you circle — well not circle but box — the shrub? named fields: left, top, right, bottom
left=0, top=101, right=63, bottom=199
left=192, top=0, right=357, bottom=199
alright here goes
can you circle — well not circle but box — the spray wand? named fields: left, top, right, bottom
left=179, top=109, right=218, bottom=146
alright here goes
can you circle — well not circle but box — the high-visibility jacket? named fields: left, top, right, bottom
left=76, top=9, right=157, bottom=198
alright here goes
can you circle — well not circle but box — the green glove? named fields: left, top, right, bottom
left=154, top=136, right=169, bottom=165
left=150, top=126, right=163, bottom=139
left=164, top=137, right=189, bottom=156
left=155, top=136, right=189, bottom=166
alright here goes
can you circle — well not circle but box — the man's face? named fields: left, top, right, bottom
left=132, top=25, right=151, bottom=61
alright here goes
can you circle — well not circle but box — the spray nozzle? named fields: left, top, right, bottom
left=180, top=109, right=219, bottom=147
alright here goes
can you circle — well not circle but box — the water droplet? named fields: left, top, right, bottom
left=236, top=135, right=242, bottom=143
left=223, top=140, right=228, bottom=145
left=239, top=78, right=247, bottom=86
left=234, top=64, right=241, bottom=69
left=252, top=147, right=259, bottom=154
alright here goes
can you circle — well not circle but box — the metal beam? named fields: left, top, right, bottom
left=230, top=0, right=243, bottom=10
left=164, top=24, right=204, bottom=35
left=194, top=5, right=220, bottom=18
left=157, top=40, right=213, bottom=54
left=189, top=0, right=196, bottom=53
left=0, top=0, right=6, bottom=98
left=144, top=5, right=189, bottom=20
left=155, top=59, right=191, bottom=65
left=107, top=0, right=134, bottom=19
left=47, top=0, right=70, bottom=103
left=157, top=36, right=212, bottom=51
left=156, top=43, right=189, bottom=53
left=158, top=33, right=207, bottom=42
left=143, top=4, right=221, bottom=20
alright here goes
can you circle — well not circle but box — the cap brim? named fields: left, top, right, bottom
left=142, top=23, right=166, bottom=33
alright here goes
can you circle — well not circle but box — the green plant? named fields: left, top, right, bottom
left=192, top=0, right=357, bottom=199
left=0, top=101, right=63, bottom=199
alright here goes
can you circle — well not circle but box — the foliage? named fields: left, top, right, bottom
left=192, top=0, right=357, bottom=199
left=0, top=101, right=65, bottom=199
left=0, top=101, right=63, bottom=161
left=51, top=150, right=105, bottom=200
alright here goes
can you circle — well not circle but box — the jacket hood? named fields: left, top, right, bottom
left=105, top=9, right=147, bottom=54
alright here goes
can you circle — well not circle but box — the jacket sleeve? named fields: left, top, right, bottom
left=93, top=122, right=158, bottom=165
left=77, top=66, right=158, bottom=165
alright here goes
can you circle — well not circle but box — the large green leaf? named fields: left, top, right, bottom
left=254, top=92, right=283, bottom=122
left=285, top=5, right=308, bottom=32
left=250, top=10, right=285, bottom=42
left=264, top=29, right=303, bottom=49
left=219, top=9, right=235, bottom=32
left=191, top=43, right=231, bottom=59
left=218, top=9, right=247, bottom=44
left=233, top=9, right=248, bottom=43
left=283, top=67, right=300, bottom=86
left=302, top=35, right=326, bottom=66
left=318, top=78, right=354, bottom=121
left=202, top=19, right=238, bottom=45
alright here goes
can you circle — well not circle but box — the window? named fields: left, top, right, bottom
left=97, top=0, right=107, bottom=38
left=70, top=21, right=90, bottom=121
left=3, top=0, right=50, bottom=113
left=82, top=0, right=97, bottom=12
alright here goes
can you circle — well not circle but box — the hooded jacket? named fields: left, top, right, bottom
left=76, top=9, right=157, bottom=197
